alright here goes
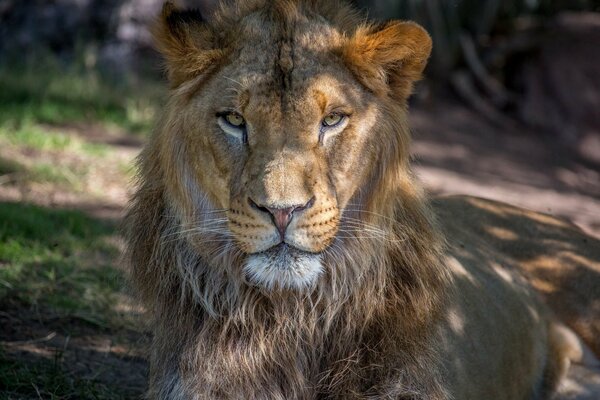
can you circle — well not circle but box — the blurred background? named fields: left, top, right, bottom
left=0, top=0, right=599, bottom=398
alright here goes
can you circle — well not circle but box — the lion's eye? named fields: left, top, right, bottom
left=225, top=113, right=245, bottom=127
left=322, top=113, right=344, bottom=127
left=319, top=112, right=348, bottom=144
left=217, top=111, right=247, bottom=143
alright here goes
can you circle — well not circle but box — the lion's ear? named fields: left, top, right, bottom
left=341, top=21, right=432, bottom=101
left=153, top=2, right=225, bottom=86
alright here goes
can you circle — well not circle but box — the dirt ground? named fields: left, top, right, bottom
left=1, top=99, right=598, bottom=398
left=411, top=101, right=600, bottom=239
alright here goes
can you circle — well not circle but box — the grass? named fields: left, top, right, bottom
left=0, top=56, right=162, bottom=189
left=0, top=202, right=122, bottom=322
left=0, top=124, right=108, bottom=155
left=0, top=59, right=144, bottom=315
left=0, top=350, right=130, bottom=400
left=0, top=58, right=159, bottom=193
left=0, top=203, right=139, bottom=399
left=0, top=124, right=111, bottom=191
left=0, top=58, right=153, bottom=398
left=0, top=59, right=163, bottom=135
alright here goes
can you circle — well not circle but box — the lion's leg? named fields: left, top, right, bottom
left=539, top=323, right=585, bottom=399
left=550, top=324, right=600, bottom=400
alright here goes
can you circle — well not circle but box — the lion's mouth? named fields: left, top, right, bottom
left=258, top=243, right=314, bottom=259
left=243, top=243, right=323, bottom=290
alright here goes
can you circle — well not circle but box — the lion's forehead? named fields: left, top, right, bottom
left=219, top=61, right=357, bottom=124
left=238, top=10, right=343, bottom=52
left=229, top=14, right=346, bottom=101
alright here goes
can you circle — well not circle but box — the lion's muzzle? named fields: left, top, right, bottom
left=248, top=196, right=315, bottom=240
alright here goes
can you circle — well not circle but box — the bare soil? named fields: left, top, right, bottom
left=411, top=101, right=600, bottom=238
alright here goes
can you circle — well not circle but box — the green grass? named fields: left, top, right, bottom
left=0, top=349, right=130, bottom=400
left=0, top=123, right=112, bottom=191
left=0, top=124, right=107, bottom=155
left=0, top=58, right=149, bottom=398
left=0, top=202, right=122, bottom=324
left=28, top=163, right=85, bottom=188
left=0, top=59, right=159, bottom=191
left=0, top=203, right=140, bottom=398
left=0, top=61, right=163, bottom=135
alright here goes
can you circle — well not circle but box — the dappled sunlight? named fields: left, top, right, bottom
left=491, top=263, right=515, bottom=283
left=446, top=308, right=466, bottom=335
left=412, top=102, right=600, bottom=238
left=434, top=195, right=600, bottom=359
left=484, top=226, right=519, bottom=241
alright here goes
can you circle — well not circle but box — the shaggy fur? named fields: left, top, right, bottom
left=124, top=1, right=579, bottom=398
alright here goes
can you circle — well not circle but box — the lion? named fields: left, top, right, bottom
left=124, top=1, right=599, bottom=398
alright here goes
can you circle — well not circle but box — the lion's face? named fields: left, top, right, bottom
left=153, top=2, right=431, bottom=290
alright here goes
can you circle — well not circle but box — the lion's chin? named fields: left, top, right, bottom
left=243, top=244, right=323, bottom=290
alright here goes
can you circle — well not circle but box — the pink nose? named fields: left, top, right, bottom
left=249, top=197, right=315, bottom=239
left=265, top=206, right=296, bottom=239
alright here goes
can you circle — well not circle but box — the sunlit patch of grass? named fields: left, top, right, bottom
left=0, top=124, right=109, bottom=156
left=0, top=202, right=124, bottom=326
left=0, top=60, right=163, bottom=135
left=2, top=124, right=72, bottom=151
left=0, top=349, right=129, bottom=400
left=0, top=125, right=111, bottom=190
left=28, top=163, right=86, bottom=189
left=0, top=151, right=89, bottom=191
left=0, top=59, right=151, bottom=192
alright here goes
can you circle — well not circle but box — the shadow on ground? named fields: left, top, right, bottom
left=0, top=202, right=147, bottom=399
left=412, top=101, right=600, bottom=237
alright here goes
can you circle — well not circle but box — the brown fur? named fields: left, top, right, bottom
left=124, top=1, right=582, bottom=398
left=434, top=196, right=600, bottom=359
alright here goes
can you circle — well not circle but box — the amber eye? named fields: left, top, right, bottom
left=322, top=113, right=343, bottom=127
left=224, top=112, right=245, bottom=127
left=217, top=111, right=247, bottom=143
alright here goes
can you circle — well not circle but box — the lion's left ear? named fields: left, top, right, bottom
left=341, top=21, right=432, bottom=101
left=152, top=2, right=226, bottom=87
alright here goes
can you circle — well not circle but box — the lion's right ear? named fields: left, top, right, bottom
left=152, top=2, right=225, bottom=86
left=341, top=21, right=432, bottom=102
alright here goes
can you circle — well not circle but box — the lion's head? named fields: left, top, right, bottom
left=133, top=0, right=432, bottom=295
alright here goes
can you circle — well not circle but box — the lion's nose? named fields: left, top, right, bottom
left=249, top=197, right=315, bottom=239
